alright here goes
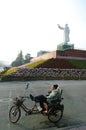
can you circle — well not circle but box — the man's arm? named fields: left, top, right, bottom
left=57, top=24, right=64, bottom=30
left=47, top=91, right=58, bottom=99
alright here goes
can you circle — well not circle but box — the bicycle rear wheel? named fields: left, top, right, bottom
left=48, top=107, right=63, bottom=123
left=9, top=105, right=21, bottom=123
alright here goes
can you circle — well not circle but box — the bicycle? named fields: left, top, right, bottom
left=9, top=83, right=64, bottom=123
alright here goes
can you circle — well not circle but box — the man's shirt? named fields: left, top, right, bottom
left=46, top=87, right=62, bottom=103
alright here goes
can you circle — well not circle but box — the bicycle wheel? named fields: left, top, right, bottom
left=9, top=105, right=21, bottom=123
left=48, top=107, right=63, bottom=123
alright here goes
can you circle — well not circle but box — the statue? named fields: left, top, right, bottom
left=57, top=24, right=70, bottom=43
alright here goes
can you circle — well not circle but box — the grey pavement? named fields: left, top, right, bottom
left=68, top=126, right=86, bottom=130
left=0, top=80, right=86, bottom=130
left=40, top=125, right=86, bottom=130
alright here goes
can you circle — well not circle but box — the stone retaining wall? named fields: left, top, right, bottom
left=1, top=68, right=86, bottom=81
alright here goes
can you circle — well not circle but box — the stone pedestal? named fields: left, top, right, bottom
left=57, top=42, right=74, bottom=51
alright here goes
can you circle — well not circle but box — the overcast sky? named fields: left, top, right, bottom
left=0, top=0, right=86, bottom=64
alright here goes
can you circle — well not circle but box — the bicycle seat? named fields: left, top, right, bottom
left=50, top=99, right=61, bottom=103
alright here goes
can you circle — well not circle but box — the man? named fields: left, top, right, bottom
left=44, top=84, right=62, bottom=112
left=30, top=84, right=62, bottom=113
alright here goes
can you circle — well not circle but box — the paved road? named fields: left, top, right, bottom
left=0, top=80, right=86, bottom=130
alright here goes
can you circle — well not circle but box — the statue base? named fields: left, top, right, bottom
left=57, top=42, right=74, bottom=51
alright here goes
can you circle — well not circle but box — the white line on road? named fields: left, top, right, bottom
left=7, top=89, right=12, bottom=130
left=0, top=98, right=12, bottom=102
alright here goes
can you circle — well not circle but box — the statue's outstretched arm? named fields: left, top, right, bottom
left=57, top=24, right=64, bottom=30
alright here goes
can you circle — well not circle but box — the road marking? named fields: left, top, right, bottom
left=8, top=89, right=12, bottom=125
left=0, top=98, right=12, bottom=102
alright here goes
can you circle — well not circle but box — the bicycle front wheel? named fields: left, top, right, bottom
left=9, top=105, right=21, bottom=123
left=48, top=108, right=63, bottom=123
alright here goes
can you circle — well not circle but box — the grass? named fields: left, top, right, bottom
left=24, top=60, right=47, bottom=68
left=2, top=67, right=19, bottom=76
left=0, top=60, right=47, bottom=78
left=25, top=59, right=86, bottom=69
left=1, top=59, right=86, bottom=79
left=69, top=59, right=86, bottom=69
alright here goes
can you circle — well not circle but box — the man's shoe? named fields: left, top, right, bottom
left=30, top=94, right=35, bottom=101
left=37, top=106, right=42, bottom=112
left=44, top=110, right=48, bottom=113
left=42, top=110, right=48, bottom=115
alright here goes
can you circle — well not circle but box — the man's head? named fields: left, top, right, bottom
left=65, top=24, right=68, bottom=26
left=53, top=84, right=58, bottom=89
left=50, top=84, right=58, bottom=91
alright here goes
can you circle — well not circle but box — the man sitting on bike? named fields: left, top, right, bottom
left=30, top=84, right=62, bottom=113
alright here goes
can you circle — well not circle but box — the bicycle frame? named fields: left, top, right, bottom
left=21, top=101, right=39, bottom=114
left=14, top=96, right=40, bottom=115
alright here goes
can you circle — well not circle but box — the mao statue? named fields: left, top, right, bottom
left=57, top=24, right=70, bottom=43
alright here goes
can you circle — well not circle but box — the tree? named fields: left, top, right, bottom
left=11, top=50, right=24, bottom=67
left=24, top=53, right=31, bottom=63
left=11, top=51, right=33, bottom=67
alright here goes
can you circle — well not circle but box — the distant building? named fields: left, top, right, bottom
left=37, top=50, right=50, bottom=57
